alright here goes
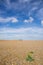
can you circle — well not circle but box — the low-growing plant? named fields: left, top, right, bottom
left=26, top=51, right=35, bottom=62
left=26, top=55, right=34, bottom=62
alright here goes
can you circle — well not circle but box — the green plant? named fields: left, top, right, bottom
left=26, top=55, right=34, bottom=62
left=26, top=51, right=34, bottom=62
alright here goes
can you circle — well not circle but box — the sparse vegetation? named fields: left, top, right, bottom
left=0, top=40, right=43, bottom=65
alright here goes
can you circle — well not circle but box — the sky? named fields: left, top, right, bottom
left=0, top=0, right=43, bottom=40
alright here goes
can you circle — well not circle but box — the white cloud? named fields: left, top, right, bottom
left=3, top=0, right=30, bottom=11
left=31, top=7, right=38, bottom=11
left=19, top=0, right=30, bottom=3
left=11, top=18, right=18, bottom=23
left=41, top=20, right=43, bottom=26
left=37, top=8, right=43, bottom=20
left=24, top=17, right=34, bottom=23
left=0, top=27, right=31, bottom=33
left=0, top=17, right=18, bottom=23
left=4, top=0, right=11, bottom=9
left=32, top=1, right=41, bottom=6
left=0, top=0, right=42, bottom=18
left=0, top=27, right=43, bottom=40
left=23, top=0, right=29, bottom=2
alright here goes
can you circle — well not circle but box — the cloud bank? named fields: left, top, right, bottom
left=0, top=27, right=43, bottom=40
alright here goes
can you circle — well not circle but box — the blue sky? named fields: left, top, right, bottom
left=0, top=0, right=43, bottom=40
